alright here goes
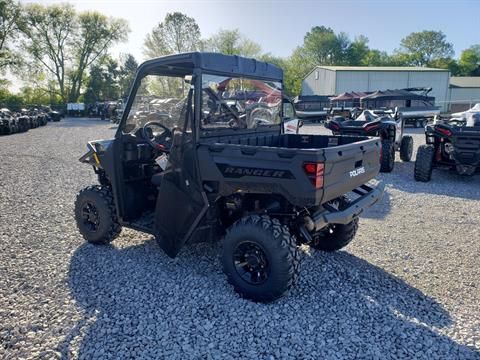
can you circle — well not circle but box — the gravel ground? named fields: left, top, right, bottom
left=0, top=118, right=479, bottom=359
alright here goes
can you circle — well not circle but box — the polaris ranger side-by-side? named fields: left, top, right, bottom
left=75, top=52, right=384, bottom=302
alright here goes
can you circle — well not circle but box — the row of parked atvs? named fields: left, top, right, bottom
left=324, top=107, right=480, bottom=182
left=0, top=107, right=62, bottom=135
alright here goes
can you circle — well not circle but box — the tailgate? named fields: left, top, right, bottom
left=321, top=138, right=381, bottom=203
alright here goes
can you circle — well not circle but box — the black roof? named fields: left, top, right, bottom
left=138, top=52, right=283, bottom=81
left=361, top=89, right=434, bottom=102
left=295, top=95, right=333, bottom=103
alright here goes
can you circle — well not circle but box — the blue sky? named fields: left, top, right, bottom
left=23, top=0, right=480, bottom=62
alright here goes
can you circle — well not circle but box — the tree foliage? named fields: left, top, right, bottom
left=21, top=3, right=129, bottom=102
left=21, top=4, right=76, bottom=102
left=118, top=54, right=138, bottom=98
left=143, top=12, right=201, bottom=58
left=458, top=46, right=480, bottom=76
left=83, top=56, right=119, bottom=104
left=68, top=11, right=129, bottom=102
left=206, top=29, right=262, bottom=58
left=0, top=0, right=23, bottom=71
left=302, top=26, right=347, bottom=65
left=397, top=30, right=454, bottom=66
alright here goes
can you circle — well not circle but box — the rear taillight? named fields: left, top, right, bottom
left=303, top=162, right=324, bottom=188
left=436, top=126, right=452, bottom=137
left=330, top=122, right=340, bottom=131
left=364, top=124, right=379, bottom=132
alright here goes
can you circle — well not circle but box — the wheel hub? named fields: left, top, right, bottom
left=233, top=241, right=269, bottom=285
left=82, top=202, right=100, bottom=232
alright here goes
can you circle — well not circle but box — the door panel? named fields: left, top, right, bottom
left=154, top=138, right=208, bottom=257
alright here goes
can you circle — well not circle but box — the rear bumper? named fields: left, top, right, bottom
left=312, top=182, right=385, bottom=229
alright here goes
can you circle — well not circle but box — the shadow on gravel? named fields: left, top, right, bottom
left=382, top=160, right=480, bottom=200
left=59, top=240, right=477, bottom=359
left=53, top=119, right=109, bottom=128
left=361, top=187, right=392, bottom=220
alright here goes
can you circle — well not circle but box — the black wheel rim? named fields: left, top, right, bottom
left=233, top=241, right=269, bottom=285
left=81, top=201, right=100, bottom=232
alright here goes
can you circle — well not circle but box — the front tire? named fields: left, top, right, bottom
left=74, top=185, right=121, bottom=244
left=222, top=215, right=300, bottom=303
left=400, top=135, right=414, bottom=162
left=380, top=140, right=395, bottom=173
left=414, top=145, right=434, bottom=182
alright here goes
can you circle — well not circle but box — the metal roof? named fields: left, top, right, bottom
left=315, top=65, right=447, bottom=72
left=450, top=77, right=480, bottom=88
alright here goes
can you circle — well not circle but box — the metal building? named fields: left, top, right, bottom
left=448, top=77, right=480, bottom=112
left=302, top=66, right=451, bottom=111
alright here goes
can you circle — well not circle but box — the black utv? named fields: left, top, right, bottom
left=325, top=109, right=414, bottom=173
left=0, top=111, right=13, bottom=135
left=74, top=52, right=384, bottom=302
left=0, top=108, right=19, bottom=134
left=415, top=114, right=480, bottom=181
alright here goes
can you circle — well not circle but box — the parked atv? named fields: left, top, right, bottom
left=34, top=109, right=48, bottom=126
left=16, top=115, right=30, bottom=132
left=325, top=109, right=414, bottom=173
left=0, top=111, right=13, bottom=135
left=414, top=114, right=480, bottom=181
left=40, top=105, right=62, bottom=122
left=74, top=52, right=384, bottom=302
left=0, top=108, right=18, bottom=134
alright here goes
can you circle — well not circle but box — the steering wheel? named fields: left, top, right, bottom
left=142, top=121, right=173, bottom=152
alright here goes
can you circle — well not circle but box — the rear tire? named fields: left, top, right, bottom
left=222, top=215, right=300, bottom=303
left=380, top=140, right=395, bottom=173
left=400, top=135, right=414, bottom=162
left=310, top=197, right=359, bottom=252
left=414, top=145, right=434, bottom=182
left=74, top=185, right=121, bottom=244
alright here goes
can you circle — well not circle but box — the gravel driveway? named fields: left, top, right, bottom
left=0, top=119, right=479, bottom=359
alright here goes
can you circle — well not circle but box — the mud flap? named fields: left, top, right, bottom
left=154, top=171, right=208, bottom=257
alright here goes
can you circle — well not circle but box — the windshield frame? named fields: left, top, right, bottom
left=116, top=64, right=285, bottom=140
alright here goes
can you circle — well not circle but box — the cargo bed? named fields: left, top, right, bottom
left=198, top=133, right=381, bottom=207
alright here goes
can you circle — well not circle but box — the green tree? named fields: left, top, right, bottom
left=143, top=12, right=201, bottom=58
left=21, top=4, right=129, bottom=103
left=0, top=0, right=23, bottom=71
left=302, top=26, right=349, bottom=65
left=0, top=86, right=23, bottom=107
left=21, top=3, right=75, bottom=101
left=458, top=46, right=480, bottom=76
left=118, top=54, right=138, bottom=98
left=83, top=56, right=121, bottom=104
left=206, top=29, right=262, bottom=57
left=18, top=85, right=53, bottom=105
left=397, top=30, right=454, bottom=66
left=68, top=11, right=129, bottom=102
left=284, top=47, right=315, bottom=96
left=361, top=49, right=394, bottom=66
left=347, top=35, right=370, bottom=66
left=429, top=57, right=460, bottom=75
